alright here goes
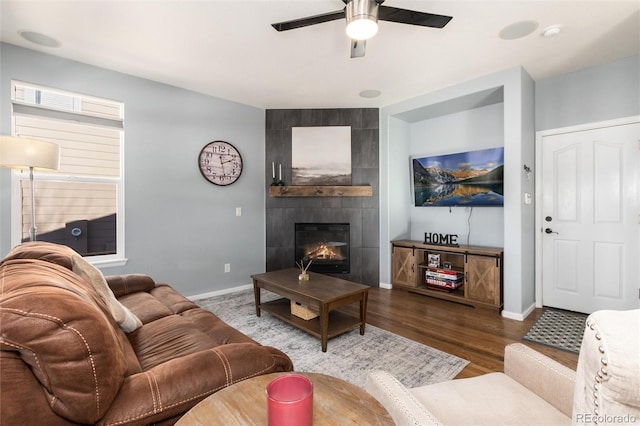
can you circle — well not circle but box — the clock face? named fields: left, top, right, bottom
left=198, top=141, right=243, bottom=186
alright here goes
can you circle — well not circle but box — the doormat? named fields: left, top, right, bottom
left=523, top=308, right=588, bottom=354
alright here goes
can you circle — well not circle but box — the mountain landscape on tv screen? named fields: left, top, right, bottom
left=412, top=147, right=504, bottom=207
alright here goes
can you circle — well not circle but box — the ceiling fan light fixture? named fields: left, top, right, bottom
left=346, top=0, right=379, bottom=41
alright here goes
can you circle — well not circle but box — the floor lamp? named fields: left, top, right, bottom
left=0, top=136, right=60, bottom=241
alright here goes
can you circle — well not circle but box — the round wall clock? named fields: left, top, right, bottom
left=198, top=140, right=243, bottom=186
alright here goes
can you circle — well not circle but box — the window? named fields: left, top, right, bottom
left=10, top=81, right=125, bottom=265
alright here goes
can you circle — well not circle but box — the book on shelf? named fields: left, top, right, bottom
left=425, top=278, right=463, bottom=291
left=425, top=269, right=463, bottom=280
left=429, top=267, right=461, bottom=275
left=425, top=277, right=463, bottom=286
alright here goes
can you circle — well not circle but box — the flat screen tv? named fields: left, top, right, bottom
left=412, top=147, right=504, bottom=207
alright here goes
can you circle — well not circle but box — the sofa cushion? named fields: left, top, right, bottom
left=149, top=284, right=201, bottom=314
left=0, top=241, right=75, bottom=269
left=411, top=372, right=570, bottom=425
left=128, top=314, right=222, bottom=370
left=119, top=290, right=175, bottom=324
left=71, top=254, right=142, bottom=332
left=180, top=307, right=258, bottom=346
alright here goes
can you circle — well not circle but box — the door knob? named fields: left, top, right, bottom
left=545, top=228, right=558, bottom=235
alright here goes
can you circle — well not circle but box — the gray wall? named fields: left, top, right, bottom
left=536, top=55, right=640, bottom=130
left=0, top=43, right=266, bottom=297
left=265, top=109, right=380, bottom=286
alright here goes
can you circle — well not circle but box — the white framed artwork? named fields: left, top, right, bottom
left=291, top=126, right=351, bottom=185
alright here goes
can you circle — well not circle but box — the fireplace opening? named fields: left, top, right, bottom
left=295, top=223, right=350, bottom=274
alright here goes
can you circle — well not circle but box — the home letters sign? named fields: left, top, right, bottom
left=424, top=232, right=459, bottom=247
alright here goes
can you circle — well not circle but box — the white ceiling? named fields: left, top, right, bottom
left=1, top=0, right=638, bottom=109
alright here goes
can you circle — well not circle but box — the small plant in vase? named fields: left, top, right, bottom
left=296, top=259, right=312, bottom=281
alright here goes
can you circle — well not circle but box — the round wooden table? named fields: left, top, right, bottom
left=176, top=372, right=393, bottom=425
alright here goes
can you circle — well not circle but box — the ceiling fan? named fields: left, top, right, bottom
left=271, top=0, right=453, bottom=58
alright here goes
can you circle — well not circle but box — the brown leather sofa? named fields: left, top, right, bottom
left=0, top=242, right=293, bottom=425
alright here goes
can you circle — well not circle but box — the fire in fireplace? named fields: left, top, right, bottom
left=295, top=223, right=350, bottom=274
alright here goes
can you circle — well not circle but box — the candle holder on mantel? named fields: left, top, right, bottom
left=270, top=162, right=285, bottom=186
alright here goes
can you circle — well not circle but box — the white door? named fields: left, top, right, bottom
left=540, top=120, right=639, bottom=314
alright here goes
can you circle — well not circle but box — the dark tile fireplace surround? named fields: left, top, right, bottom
left=265, top=108, right=380, bottom=286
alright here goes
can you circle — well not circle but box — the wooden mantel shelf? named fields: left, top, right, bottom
left=269, top=185, right=373, bottom=197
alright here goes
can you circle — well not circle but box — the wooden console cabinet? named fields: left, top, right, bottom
left=391, top=240, right=503, bottom=310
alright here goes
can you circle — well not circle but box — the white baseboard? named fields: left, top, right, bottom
left=188, top=283, right=253, bottom=301
left=379, top=282, right=392, bottom=289
left=501, top=302, right=536, bottom=321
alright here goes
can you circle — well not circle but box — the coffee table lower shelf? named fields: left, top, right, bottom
left=259, top=298, right=362, bottom=341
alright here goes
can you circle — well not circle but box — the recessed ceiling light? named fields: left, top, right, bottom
left=542, top=25, right=562, bottom=38
left=499, top=20, right=539, bottom=40
left=359, top=89, right=381, bottom=98
left=18, top=30, right=61, bottom=48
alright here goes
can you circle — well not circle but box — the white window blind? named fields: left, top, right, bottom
left=14, top=115, right=121, bottom=178
left=11, top=81, right=125, bottom=262
left=13, top=83, right=123, bottom=120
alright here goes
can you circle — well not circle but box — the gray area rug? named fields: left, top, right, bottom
left=196, top=289, right=469, bottom=389
left=523, top=308, right=588, bottom=354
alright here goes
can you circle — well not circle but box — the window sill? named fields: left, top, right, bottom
left=91, top=257, right=128, bottom=268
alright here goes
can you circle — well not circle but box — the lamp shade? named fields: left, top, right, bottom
left=0, top=136, right=60, bottom=171
left=346, top=0, right=379, bottom=40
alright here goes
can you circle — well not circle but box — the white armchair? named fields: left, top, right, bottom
left=366, top=309, right=639, bottom=425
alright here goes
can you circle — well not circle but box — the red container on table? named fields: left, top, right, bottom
left=266, top=374, right=313, bottom=426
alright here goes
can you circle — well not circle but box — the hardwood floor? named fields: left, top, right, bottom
left=353, top=287, right=579, bottom=379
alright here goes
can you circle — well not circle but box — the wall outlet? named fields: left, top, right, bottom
left=235, top=207, right=242, bottom=217
left=224, top=263, right=230, bottom=273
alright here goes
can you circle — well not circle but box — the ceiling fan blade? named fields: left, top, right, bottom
left=272, top=9, right=345, bottom=31
left=350, top=39, right=366, bottom=58
left=378, top=5, right=452, bottom=28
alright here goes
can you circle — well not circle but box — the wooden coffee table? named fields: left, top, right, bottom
left=251, top=269, right=369, bottom=352
left=175, top=372, right=393, bottom=425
